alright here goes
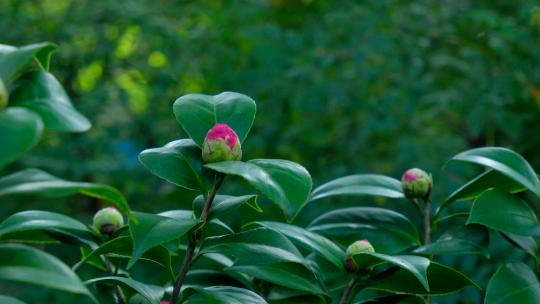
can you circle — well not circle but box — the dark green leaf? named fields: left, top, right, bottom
left=501, top=233, right=538, bottom=262
left=251, top=221, right=345, bottom=271
left=139, top=139, right=207, bottom=191
left=10, top=71, right=91, bottom=132
left=414, top=225, right=490, bottom=257
left=193, top=194, right=260, bottom=219
left=205, top=159, right=312, bottom=221
left=182, top=286, right=267, bottom=304
left=0, top=210, right=89, bottom=237
left=0, top=107, right=43, bottom=167
left=0, top=42, right=57, bottom=81
left=352, top=253, right=430, bottom=291
left=86, top=276, right=163, bottom=304
left=0, top=168, right=130, bottom=215
left=485, top=262, right=540, bottom=304
left=173, top=92, right=256, bottom=146
left=450, top=147, right=540, bottom=197
left=467, top=188, right=540, bottom=236
left=0, top=295, right=27, bottom=304
left=369, top=262, right=478, bottom=295
left=308, top=207, right=420, bottom=253
left=128, top=211, right=199, bottom=268
left=310, top=174, right=404, bottom=201
left=0, top=244, right=95, bottom=301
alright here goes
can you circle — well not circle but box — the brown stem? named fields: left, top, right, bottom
left=339, top=277, right=357, bottom=304
left=103, top=258, right=126, bottom=304
left=169, top=173, right=225, bottom=304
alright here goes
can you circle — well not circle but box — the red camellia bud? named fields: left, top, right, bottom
left=344, top=239, right=375, bottom=273
left=401, top=168, right=432, bottom=200
left=93, top=207, right=124, bottom=235
left=202, top=123, right=242, bottom=163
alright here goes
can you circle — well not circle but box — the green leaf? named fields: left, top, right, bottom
left=310, top=174, right=404, bottom=201
left=352, top=253, right=430, bottom=291
left=173, top=92, right=256, bottom=146
left=0, top=295, right=27, bottom=304
left=250, top=221, right=345, bottom=271
left=0, top=168, right=130, bottom=215
left=438, top=169, right=531, bottom=215
left=414, top=225, right=490, bottom=258
left=86, top=276, right=163, bottom=304
left=139, top=139, right=208, bottom=192
left=0, top=107, right=43, bottom=167
left=485, top=262, right=540, bottom=304
left=0, top=244, right=95, bottom=301
left=193, top=194, right=261, bottom=219
left=205, top=159, right=312, bottom=221
left=501, top=233, right=539, bottom=262
left=450, top=147, right=540, bottom=197
left=10, top=71, right=91, bottom=132
left=201, top=227, right=324, bottom=294
left=308, top=207, right=420, bottom=253
left=467, top=188, right=540, bottom=236
left=128, top=211, right=199, bottom=268
left=0, top=42, right=57, bottom=81
left=369, top=262, right=478, bottom=295
left=182, top=286, right=268, bottom=304
left=0, top=210, right=89, bottom=237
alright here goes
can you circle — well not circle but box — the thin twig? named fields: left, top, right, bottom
left=169, top=173, right=225, bottom=304
left=339, top=277, right=357, bottom=304
left=103, top=257, right=126, bottom=304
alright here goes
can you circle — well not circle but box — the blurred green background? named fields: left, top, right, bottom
left=1, top=0, right=540, bottom=302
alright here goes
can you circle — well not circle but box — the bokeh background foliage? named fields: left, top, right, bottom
left=1, top=0, right=540, bottom=303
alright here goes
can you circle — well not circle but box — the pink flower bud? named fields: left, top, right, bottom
left=202, top=123, right=242, bottom=163
left=344, top=239, right=375, bottom=273
left=401, top=168, right=432, bottom=200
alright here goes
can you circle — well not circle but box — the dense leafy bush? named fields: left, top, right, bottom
left=2, top=43, right=540, bottom=304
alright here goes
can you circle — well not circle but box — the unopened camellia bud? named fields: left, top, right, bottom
left=344, top=239, right=375, bottom=273
left=0, top=77, right=8, bottom=110
left=401, top=168, right=432, bottom=200
left=202, top=123, right=242, bottom=163
left=93, top=207, right=124, bottom=235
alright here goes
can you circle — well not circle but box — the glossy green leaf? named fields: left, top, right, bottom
left=0, top=168, right=130, bottom=215
left=414, top=225, right=490, bottom=257
left=182, top=286, right=268, bottom=304
left=10, top=71, right=91, bottom=132
left=205, top=159, right=312, bottom=221
left=251, top=221, right=345, bottom=271
left=485, top=262, right=540, bottom=304
left=501, top=233, right=539, bottom=262
left=128, top=211, right=199, bottom=268
left=369, top=262, right=478, bottom=295
left=201, top=228, right=324, bottom=294
left=0, top=244, right=95, bottom=301
left=0, top=210, right=89, bottom=237
left=352, top=253, right=430, bottom=291
left=0, top=107, right=43, bottom=167
left=0, top=295, right=27, bottom=304
left=139, top=139, right=208, bottom=191
left=450, top=147, right=540, bottom=197
left=308, top=207, right=420, bottom=253
left=86, top=276, right=163, bottom=304
left=193, top=194, right=260, bottom=219
left=0, top=42, right=57, bottom=81
left=467, top=188, right=540, bottom=236
left=310, top=174, right=404, bottom=201
left=173, top=92, right=256, bottom=146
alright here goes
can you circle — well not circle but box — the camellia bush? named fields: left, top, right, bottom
left=1, top=43, right=540, bottom=304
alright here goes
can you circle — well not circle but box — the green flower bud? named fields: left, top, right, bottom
left=0, top=77, right=8, bottom=110
left=93, top=207, right=124, bottom=235
left=202, top=123, right=242, bottom=163
left=401, top=168, right=432, bottom=200
left=344, top=239, right=375, bottom=273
